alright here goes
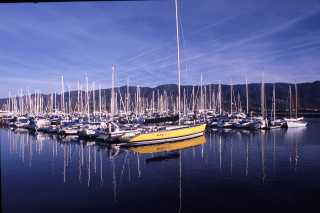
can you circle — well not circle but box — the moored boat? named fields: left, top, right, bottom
left=122, top=124, right=206, bottom=146
left=284, top=83, right=308, bottom=128
left=14, top=116, right=30, bottom=129
left=285, top=118, right=307, bottom=128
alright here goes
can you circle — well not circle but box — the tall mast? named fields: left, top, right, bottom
left=289, top=85, right=292, bottom=118
left=80, top=84, right=83, bottom=114
left=183, top=88, right=186, bottom=115
left=61, top=75, right=65, bottom=114
left=126, top=78, right=130, bottom=114
left=99, top=84, right=102, bottom=118
left=68, top=85, right=71, bottom=114
left=218, top=81, right=222, bottom=114
left=246, top=78, right=249, bottom=115
left=54, top=91, right=57, bottom=113
left=77, top=80, right=80, bottom=113
left=137, top=86, right=140, bottom=115
left=212, top=88, right=216, bottom=112
left=157, top=89, right=160, bottom=113
left=204, top=85, right=207, bottom=111
left=273, top=83, right=276, bottom=121
left=135, top=86, right=138, bottom=115
left=237, top=91, right=241, bottom=113
left=92, top=82, right=96, bottom=117
left=86, top=74, right=90, bottom=119
left=8, top=91, right=11, bottom=113
left=152, top=90, right=155, bottom=114
left=115, top=91, right=118, bottom=115
left=261, top=74, right=265, bottom=118
left=295, top=82, right=298, bottom=119
left=200, top=73, right=203, bottom=110
left=192, top=85, right=195, bottom=112
left=111, top=65, right=115, bottom=118
left=175, top=0, right=181, bottom=125
left=209, top=84, right=212, bottom=110
left=50, top=86, right=53, bottom=114
left=230, top=79, right=233, bottom=114
left=19, top=89, right=23, bottom=115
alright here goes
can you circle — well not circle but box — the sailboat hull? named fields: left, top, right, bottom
left=286, top=121, right=307, bottom=128
left=285, top=118, right=307, bottom=128
left=127, top=124, right=206, bottom=146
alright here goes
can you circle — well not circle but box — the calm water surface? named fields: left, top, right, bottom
left=2, top=119, right=320, bottom=212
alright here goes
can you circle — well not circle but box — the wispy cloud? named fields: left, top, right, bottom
left=0, top=0, right=319, bottom=97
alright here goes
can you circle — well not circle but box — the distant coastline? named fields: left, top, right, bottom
left=1, top=81, right=319, bottom=113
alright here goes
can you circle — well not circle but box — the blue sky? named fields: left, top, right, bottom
left=0, top=0, right=320, bottom=97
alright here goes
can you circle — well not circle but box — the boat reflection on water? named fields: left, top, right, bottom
left=128, top=135, right=206, bottom=211
left=5, top=128, right=308, bottom=184
left=285, top=127, right=306, bottom=172
left=3, top=122, right=319, bottom=212
left=126, top=135, right=206, bottom=213
left=128, top=136, right=206, bottom=154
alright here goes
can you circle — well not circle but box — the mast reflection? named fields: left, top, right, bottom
left=3, top=127, right=306, bottom=206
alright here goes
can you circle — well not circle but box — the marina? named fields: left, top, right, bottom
left=1, top=0, right=320, bottom=212
left=0, top=79, right=311, bottom=145
left=0, top=0, right=314, bottom=147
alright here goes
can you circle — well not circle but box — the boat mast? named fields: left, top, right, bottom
left=152, top=90, right=155, bottom=114
left=200, top=73, right=203, bottom=111
left=111, top=65, right=115, bottom=119
left=77, top=80, right=80, bottom=114
left=54, top=91, right=57, bottom=113
left=137, top=86, right=140, bottom=115
left=135, top=86, right=138, bottom=115
left=261, top=74, right=265, bottom=118
left=212, top=87, right=216, bottom=113
left=175, top=0, right=181, bottom=125
left=230, top=79, right=233, bottom=115
left=246, top=78, right=249, bottom=115
left=273, top=83, right=276, bottom=121
left=218, top=80, right=222, bottom=115
left=68, top=85, right=71, bottom=114
left=8, top=91, right=11, bottom=113
left=295, top=82, right=298, bottom=119
left=237, top=91, right=241, bottom=113
left=61, top=75, right=65, bottom=115
left=80, top=84, right=83, bottom=115
left=50, top=86, right=53, bottom=114
left=155, top=89, right=158, bottom=113
left=289, top=85, right=292, bottom=118
left=183, top=88, right=186, bottom=115
left=92, top=82, right=96, bottom=118
left=99, top=84, right=102, bottom=119
left=126, top=78, right=130, bottom=114
left=86, top=74, right=90, bottom=120
left=19, top=89, right=23, bottom=115
left=209, top=84, right=212, bottom=110
left=204, top=85, right=207, bottom=111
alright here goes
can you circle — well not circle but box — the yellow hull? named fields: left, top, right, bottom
left=129, top=135, right=206, bottom=154
left=128, top=124, right=206, bottom=145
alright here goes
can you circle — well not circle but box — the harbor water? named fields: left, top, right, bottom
left=2, top=119, right=320, bottom=212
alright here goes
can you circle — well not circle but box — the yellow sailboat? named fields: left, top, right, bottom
left=121, top=0, right=206, bottom=146
left=129, top=135, right=206, bottom=154
left=127, top=124, right=206, bottom=145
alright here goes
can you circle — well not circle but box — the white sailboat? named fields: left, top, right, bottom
left=285, top=83, right=307, bottom=128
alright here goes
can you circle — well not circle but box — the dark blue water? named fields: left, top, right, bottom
left=2, top=119, right=320, bottom=212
